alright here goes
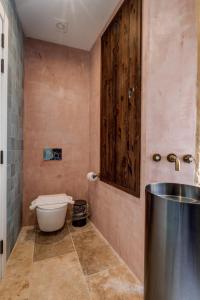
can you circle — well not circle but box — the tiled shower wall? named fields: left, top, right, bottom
left=0, top=0, right=24, bottom=257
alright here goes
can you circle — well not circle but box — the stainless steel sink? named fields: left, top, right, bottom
left=145, top=183, right=200, bottom=300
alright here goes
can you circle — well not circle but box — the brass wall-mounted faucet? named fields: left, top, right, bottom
left=167, top=154, right=181, bottom=171
left=183, top=154, right=194, bottom=164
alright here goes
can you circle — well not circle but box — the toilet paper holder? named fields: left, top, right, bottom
left=87, top=172, right=100, bottom=182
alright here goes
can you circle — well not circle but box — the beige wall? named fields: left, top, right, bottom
left=23, top=38, right=90, bottom=225
left=88, top=0, right=197, bottom=282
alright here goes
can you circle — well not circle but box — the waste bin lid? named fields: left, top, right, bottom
left=74, top=200, right=87, bottom=206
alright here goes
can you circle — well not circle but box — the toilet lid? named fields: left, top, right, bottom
left=37, top=203, right=67, bottom=210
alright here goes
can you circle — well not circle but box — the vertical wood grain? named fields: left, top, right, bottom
left=101, top=0, right=142, bottom=197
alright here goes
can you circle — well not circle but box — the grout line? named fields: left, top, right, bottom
left=90, top=220, right=144, bottom=286
left=69, top=221, right=143, bottom=298
left=68, top=222, right=94, bottom=236
left=6, top=225, right=35, bottom=267
left=67, top=223, right=92, bottom=300
left=28, top=225, right=37, bottom=299
left=88, top=222, right=144, bottom=298
left=33, top=224, right=36, bottom=258
left=86, top=264, right=123, bottom=279
left=31, top=220, right=142, bottom=288
left=69, top=220, right=127, bottom=279
left=68, top=221, right=124, bottom=280
left=90, top=221, right=126, bottom=263
left=12, top=226, right=37, bottom=299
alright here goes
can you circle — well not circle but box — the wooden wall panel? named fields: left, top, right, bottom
left=101, top=0, right=142, bottom=197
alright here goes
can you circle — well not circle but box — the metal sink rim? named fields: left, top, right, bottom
left=145, top=182, right=200, bottom=205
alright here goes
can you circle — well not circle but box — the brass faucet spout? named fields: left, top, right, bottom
left=167, top=154, right=181, bottom=172
left=175, top=157, right=181, bottom=171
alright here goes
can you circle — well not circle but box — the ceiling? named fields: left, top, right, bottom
left=14, top=0, right=120, bottom=51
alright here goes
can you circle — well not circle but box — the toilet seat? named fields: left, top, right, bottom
left=37, top=203, right=67, bottom=210
left=30, top=193, right=74, bottom=232
left=30, top=193, right=74, bottom=210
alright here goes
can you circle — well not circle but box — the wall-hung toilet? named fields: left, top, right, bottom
left=30, top=194, right=74, bottom=232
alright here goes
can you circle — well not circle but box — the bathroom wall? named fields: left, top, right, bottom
left=88, top=0, right=197, bottom=281
left=145, top=0, right=197, bottom=185
left=89, top=37, right=146, bottom=285
left=23, top=38, right=90, bottom=225
left=0, top=0, right=24, bottom=257
left=22, top=0, right=197, bottom=282
left=195, top=0, right=200, bottom=184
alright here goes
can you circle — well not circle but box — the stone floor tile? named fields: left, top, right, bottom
left=0, top=227, right=35, bottom=300
left=88, top=264, right=143, bottom=300
left=72, top=228, right=120, bottom=275
left=68, top=220, right=93, bottom=234
left=29, top=252, right=90, bottom=300
left=34, top=225, right=74, bottom=261
left=0, top=224, right=143, bottom=300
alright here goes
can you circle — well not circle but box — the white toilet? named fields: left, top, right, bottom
left=30, top=194, right=74, bottom=232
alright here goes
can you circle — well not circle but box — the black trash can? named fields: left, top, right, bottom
left=72, top=200, right=88, bottom=227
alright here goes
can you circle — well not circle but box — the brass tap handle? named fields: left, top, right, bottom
left=167, top=154, right=181, bottom=171
left=152, top=154, right=162, bottom=162
left=167, top=153, right=177, bottom=163
left=183, top=155, right=193, bottom=164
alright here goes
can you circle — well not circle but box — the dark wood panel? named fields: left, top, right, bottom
left=115, top=0, right=130, bottom=189
left=100, top=0, right=142, bottom=197
left=101, top=19, right=118, bottom=182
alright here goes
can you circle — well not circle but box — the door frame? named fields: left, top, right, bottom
left=0, top=2, right=8, bottom=279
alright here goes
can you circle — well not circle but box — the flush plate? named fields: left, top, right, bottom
left=43, top=148, right=62, bottom=161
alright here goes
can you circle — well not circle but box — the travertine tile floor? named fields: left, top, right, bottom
left=0, top=221, right=144, bottom=300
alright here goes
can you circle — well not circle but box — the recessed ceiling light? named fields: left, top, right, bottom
left=54, top=18, right=68, bottom=34
left=56, top=22, right=66, bottom=31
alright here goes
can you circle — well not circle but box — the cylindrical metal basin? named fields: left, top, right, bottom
left=145, top=183, right=200, bottom=300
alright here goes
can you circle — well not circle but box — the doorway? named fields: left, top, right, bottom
left=0, top=2, right=8, bottom=279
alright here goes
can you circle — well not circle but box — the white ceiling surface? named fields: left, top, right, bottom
left=14, top=0, right=120, bottom=51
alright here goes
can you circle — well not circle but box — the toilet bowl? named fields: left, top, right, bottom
left=30, top=194, right=74, bottom=232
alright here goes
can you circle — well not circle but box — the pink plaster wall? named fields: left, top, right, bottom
left=145, top=0, right=197, bottom=185
left=23, top=0, right=197, bottom=283
left=88, top=0, right=197, bottom=282
left=23, top=38, right=90, bottom=225
left=88, top=38, right=146, bottom=284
